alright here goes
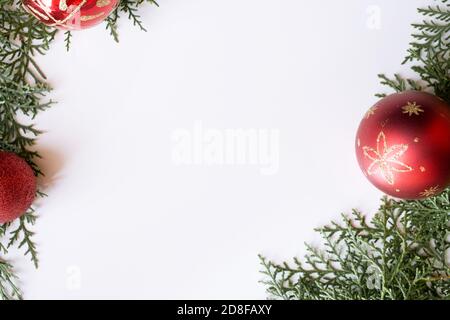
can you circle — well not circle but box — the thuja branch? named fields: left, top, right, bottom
left=109, top=0, right=159, bottom=34
left=64, top=1, right=159, bottom=48
left=0, top=259, right=22, bottom=300
left=260, top=190, right=450, bottom=300
left=260, top=0, right=450, bottom=300
left=0, top=1, right=55, bottom=276
left=0, top=225, right=21, bottom=299
left=0, top=0, right=59, bottom=300
left=0, top=0, right=160, bottom=299
left=54, top=0, right=160, bottom=48
left=381, top=0, right=450, bottom=102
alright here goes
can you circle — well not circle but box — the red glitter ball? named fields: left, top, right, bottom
left=0, top=152, right=37, bottom=224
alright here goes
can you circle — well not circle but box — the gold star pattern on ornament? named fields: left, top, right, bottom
left=80, top=12, right=105, bottom=21
left=420, top=186, right=439, bottom=198
left=365, top=106, right=378, bottom=119
left=96, top=0, right=111, bottom=7
left=363, top=131, right=413, bottom=185
left=402, top=102, right=424, bottom=116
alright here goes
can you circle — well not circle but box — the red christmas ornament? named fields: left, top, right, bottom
left=355, top=91, right=450, bottom=200
left=23, top=0, right=119, bottom=30
left=0, top=152, right=37, bottom=224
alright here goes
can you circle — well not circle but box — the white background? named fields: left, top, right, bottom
left=10, top=0, right=429, bottom=299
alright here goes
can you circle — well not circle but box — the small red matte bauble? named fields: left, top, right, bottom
left=355, top=91, right=450, bottom=200
left=0, top=152, right=37, bottom=224
left=23, top=0, right=119, bottom=30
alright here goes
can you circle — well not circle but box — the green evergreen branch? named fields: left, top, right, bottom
left=107, top=0, right=159, bottom=40
left=105, top=10, right=120, bottom=42
left=260, top=191, right=450, bottom=300
left=0, top=1, right=56, bottom=299
left=64, top=31, right=72, bottom=52
left=0, top=0, right=159, bottom=299
left=0, top=259, right=22, bottom=300
left=66, top=0, right=159, bottom=48
left=261, top=0, right=450, bottom=300
left=7, top=209, right=39, bottom=268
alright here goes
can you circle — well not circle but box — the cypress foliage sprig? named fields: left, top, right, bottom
left=260, top=192, right=450, bottom=300
left=105, top=0, right=159, bottom=42
left=65, top=0, right=159, bottom=46
left=0, top=0, right=156, bottom=300
left=0, top=259, right=21, bottom=300
left=0, top=1, right=56, bottom=296
left=260, top=0, right=450, bottom=300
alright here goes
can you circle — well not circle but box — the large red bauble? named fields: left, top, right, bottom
left=355, top=91, right=450, bottom=200
left=23, top=0, right=119, bottom=30
left=0, top=152, right=37, bottom=224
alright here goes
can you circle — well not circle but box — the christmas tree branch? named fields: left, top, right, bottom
left=260, top=191, right=450, bottom=300
left=106, top=0, right=159, bottom=41
left=260, top=0, right=450, bottom=300
left=0, top=0, right=160, bottom=299
left=0, top=258, right=22, bottom=300
left=0, top=1, right=55, bottom=286
left=66, top=0, right=160, bottom=47
left=0, top=222, right=21, bottom=299
left=380, top=0, right=450, bottom=102
left=0, top=4, right=51, bottom=300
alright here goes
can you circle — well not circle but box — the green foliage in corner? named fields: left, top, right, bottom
left=260, top=0, right=450, bottom=300
left=0, top=0, right=156, bottom=300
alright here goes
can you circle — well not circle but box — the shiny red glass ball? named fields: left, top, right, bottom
left=0, top=152, right=37, bottom=224
left=355, top=91, right=450, bottom=199
left=23, top=0, right=119, bottom=30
